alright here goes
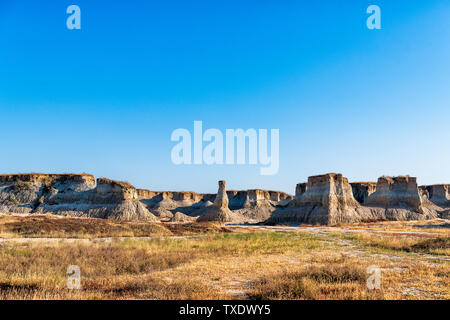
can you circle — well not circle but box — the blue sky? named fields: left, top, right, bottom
left=0, top=0, right=449, bottom=193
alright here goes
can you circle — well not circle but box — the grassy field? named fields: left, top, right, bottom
left=0, top=215, right=448, bottom=300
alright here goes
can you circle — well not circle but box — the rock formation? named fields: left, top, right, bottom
left=214, top=181, right=229, bottom=208
left=362, top=176, right=439, bottom=221
left=419, top=185, right=450, bottom=206
left=170, top=211, right=198, bottom=223
left=223, top=189, right=291, bottom=221
left=295, top=183, right=308, bottom=199
left=268, top=173, right=370, bottom=225
left=0, top=172, right=447, bottom=225
left=351, top=182, right=377, bottom=204
left=0, top=174, right=157, bottom=221
left=0, top=173, right=95, bottom=214
left=136, top=184, right=291, bottom=222
left=268, top=174, right=443, bottom=225
left=365, top=176, right=421, bottom=209
left=197, top=181, right=245, bottom=223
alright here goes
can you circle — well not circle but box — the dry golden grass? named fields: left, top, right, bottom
left=0, top=232, right=327, bottom=299
left=0, top=217, right=448, bottom=300
left=248, top=258, right=384, bottom=300
left=0, top=239, right=231, bottom=299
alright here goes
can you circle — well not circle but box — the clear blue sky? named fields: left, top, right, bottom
left=0, top=0, right=449, bottom=193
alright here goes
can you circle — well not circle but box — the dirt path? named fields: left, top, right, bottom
left=229, top=224, right=447, bottom=237
left=0, top=234, right=203, bottom=243
left=230, top=225, right=450, bottom=263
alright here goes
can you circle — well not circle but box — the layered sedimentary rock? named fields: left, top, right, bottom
left=418, top=186, right=430, bottom=200
left=94, top=178, right=138, bottom=202
left=0, top=173, right=95, bottom=214
left=351, top=182, right=377, bottom=204
left=170, top=211, right=198, bottom=222
left=226, top=189, right=292, bottom=208
left=197, top=181, right=245, bottom=222
left=138, top=190, right=214, bottom=218
left=214, top=181, right=229, bottom=208
left=365, top=176, right=421, bottom=209
left=419, top=185, right=450, bottom=206
left=224, top=189, right=292, bottom=221
left=137, top=190, right=206, bottom=203
left=136, top=185, right=292, bottom=222
left=268, top=173, right=369, bottom=225
left=418, top=185, right=450, bottom=219
left=1, top=172, right=447, bottom=225
left=295, top=183, right=308, bottom=199
left=361, top=176, right=439, bottom=221
left=268, top=174, right=442, bottom=225
left=0, top=173, right=96, bottom=186
left=0, top=174, right=157, bottom=221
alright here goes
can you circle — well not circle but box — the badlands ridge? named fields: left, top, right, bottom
left=0, top=173, right=449, bottom=225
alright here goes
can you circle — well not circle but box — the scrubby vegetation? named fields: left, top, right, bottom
left=9, top=181, right=33, bottom=192
left=0, top=215, right=228, bottom=238
left=248, top=260, right=384, bottom=300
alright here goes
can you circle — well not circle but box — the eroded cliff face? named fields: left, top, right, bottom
left=0, top=172, right=447, bottom=225
left=361, top=176, right=440, bottom=221
left=223, top=189, right=292, bottom=221
left=0, top=173, right=96, bottom=186
left=0, top=174, right=96, bottom=213
left=0, top=174, right=157, bottom=221
left=137, top=185, right=292, bottom=221
left=419, top=185, right=450, bottom=206
left=0, top=173, right=292, bottom=223
left=295, top=183, right=308, bottom=199
left=94, top=178, right=139, bottom=202
left=137, top=190, right=212, bottom=219
left=268, top=173, right=368, bottom=225
left=351, top=182, right=377, bottom=204
left=137, top=189, right=206, bottom=203
left=268, top=174, right=443, bottom=225
left=139, top=181, right=292, bottom=223
left=291, top=174, right=359, bottom=208
left=138, top=189, right=290, bottom=208
left=365, top=176, right=422, bottom=210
